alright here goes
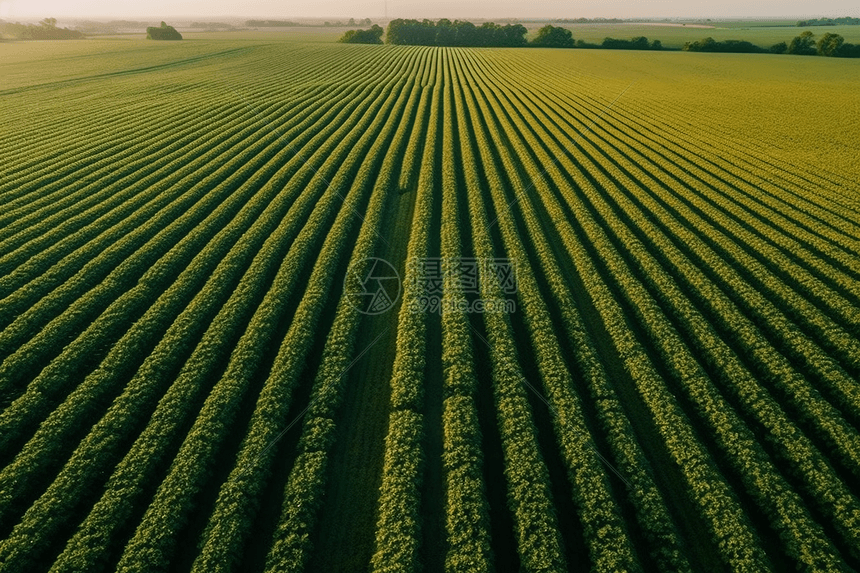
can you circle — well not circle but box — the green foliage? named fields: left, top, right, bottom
left=339, top=24, right=383, bottom=44
left=531, top=24, right=574, bottom=48
left=602, top=36, right=651, bottom=50
left=371, top=54, right=438, bottom=573
left=817, top=32, right=845, bottom=56
left=0, top=17, right=83, bottom=40
left=683, top=36, right=766, bottom=52
left=797, top=16, right=860, bottom=26
left=147, top=21, right=182, bottom=40
left=834, top=41, right=860, bottom=56
left=787, top=30, right=817, bottom=54
left=437, top=51, right=492, bottom=572
left=386, top=18, right=528, bottom=46
left=264, top=54, right=423, bottom=573
left=450, top=50, right=570, bottom=572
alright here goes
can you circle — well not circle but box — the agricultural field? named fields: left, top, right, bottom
left=1, top=38, right=859, bottom=572
left=532, top=22, right=860, bottom=49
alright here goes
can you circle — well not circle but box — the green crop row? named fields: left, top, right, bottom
left=370, top=48, right=439, bottom=573
left=456, top=49, right=644, bottom=572
left=504, top=60, right=860, bottom=421
left=435, top=49, right=492, bottom=573
left=0, top=97, right=319, bottom=394
left=0, top=49, right=411, bottom=572
left=0, top=58, right=404, bottom=573
left=465, top=51, right=693, bottom=572
left=449, top=49, right=568, bottom=573
left=0, top=68, right=378, bottom=526
left=192, top=49, right=429, bottom=573
left=113, top=53, right=422, bottom=573
left=263, top=48, right=426, bottom=573
left=492, top=64, right=855, bottom=568
left=481, top=75, right=772, bottom=573
left=0, top=44, right=387, bottom=195
left=564, top=98, right=860, bottom=426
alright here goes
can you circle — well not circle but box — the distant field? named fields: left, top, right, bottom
left=1, top=39, right=859, bottom=573
left=56, top=22, right=860, bottom=48
left=529, top=22, right=860, bottom=49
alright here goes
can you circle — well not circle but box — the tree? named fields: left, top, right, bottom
left=435, top=18, right=456, bottom=45
left=339, top=24, right=383, bottom=44
left=683, top=36, right=764, bottom=53
left=835, top=42, right=860, bottom=57
left=531, top=25, right=574, bottom=48
left=816, top=32, right=844, bottom=56
left=386, top=18, right=526, bottom=47
left=787, top=31, right=816, bottom=55
left=501, top=23, right=528, bottom=47
left=147, top=21, right=182, bottom=40
left=2, top=17, right=83, bottom=39
left=769, top=41, right=787, bottom=54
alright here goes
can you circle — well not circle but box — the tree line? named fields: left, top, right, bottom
left=684, top=31, right=860, bottom=57
left=0, top=18, right=83, bottom=40
left=796, top=17, right=860, bottom=27
left=341, top=20, right=860, bottom=58
left=385, top=19, right=529, bottom=46
left=339, top=24, right=384, bottom=44
left=342, top=21, right=662, bottom=49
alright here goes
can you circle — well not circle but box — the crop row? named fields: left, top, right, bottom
left=448, top=49, right=570, bottom=573
left=434, top=49, right=493, bottom=573
left=475, top=50, right=858, bottom=567
left=263, top=48, right=428, bottom=573
left=0, top=51, right=420, bottom=573
left=460, top=49, right=694, bottom=572
left=0, top=59, right=388, bottom=513
left=455, top=49, right=648, bottom=571
left=371, top=48, right=440, bottom=573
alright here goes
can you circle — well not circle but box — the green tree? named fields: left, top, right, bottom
left=787, top=31, right=816, bottom=55
left=531, top=25, right=574, bottom=48
left=817, top=32, right=844, bottom=56
left=338, top=24, right=383, bottom=44
left=147, top=21, right=182, bottom=40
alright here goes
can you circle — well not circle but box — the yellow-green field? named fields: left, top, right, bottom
left=1, top=39, right=859, bottom=573
left=531, top=22, right=860, bottom=49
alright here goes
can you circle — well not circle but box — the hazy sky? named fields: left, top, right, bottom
left=0, top=0, right=855, bottom=21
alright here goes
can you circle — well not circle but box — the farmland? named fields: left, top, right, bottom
left=526, top=22, right=860, bottom=49
left=1, top=38, right=859, bottom=572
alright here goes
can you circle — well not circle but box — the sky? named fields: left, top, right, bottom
left=0, top=0, right=856, bottom=21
